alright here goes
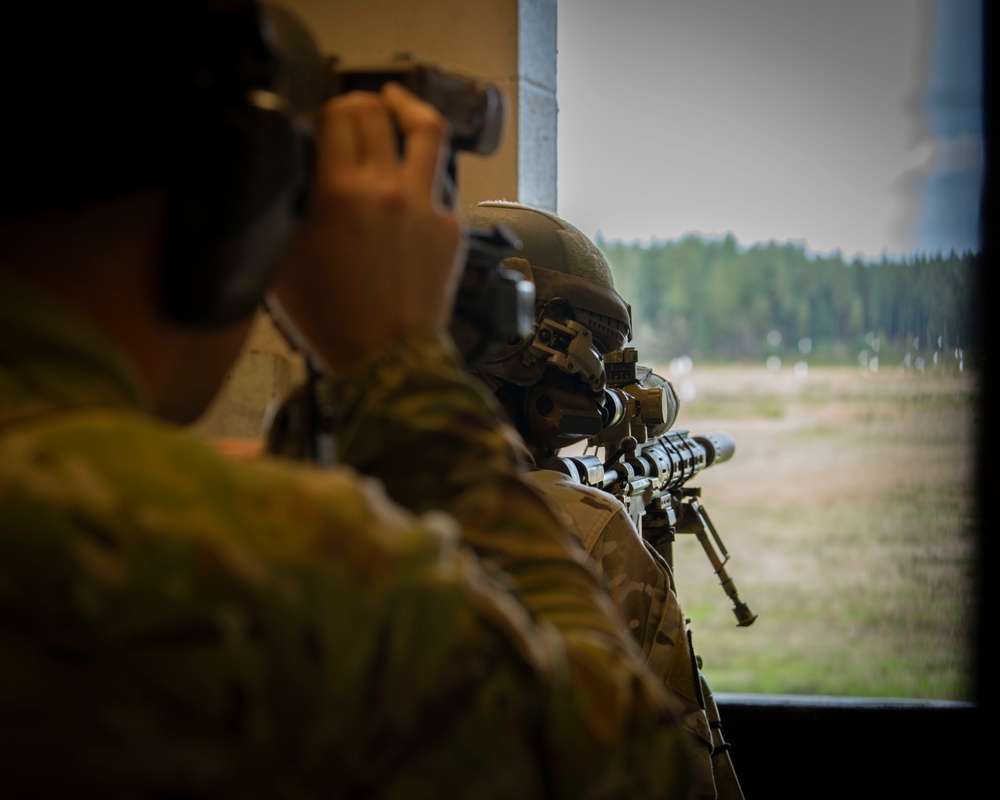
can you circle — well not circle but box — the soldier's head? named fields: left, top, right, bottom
left=458, top=201, right=634, bottom=457
left=1, top=0, right=312, bottom=328
left=0, top=1, right=328, bottom=425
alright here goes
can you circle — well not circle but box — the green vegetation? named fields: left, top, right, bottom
left=599, top=235, right=979, bottom=370
left=662, top=365, right=976, bottom=700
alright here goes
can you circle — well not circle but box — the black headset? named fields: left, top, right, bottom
left=2, top=2, right=322, bottom=329
left=160, top=1, right=325, bottom=327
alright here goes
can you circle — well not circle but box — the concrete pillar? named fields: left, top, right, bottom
left=277, top=0, right=556, bottom=209
left=196, top=0, right=556, bottom=441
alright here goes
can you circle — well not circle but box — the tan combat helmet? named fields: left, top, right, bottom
left=464, top=200, right=632, bottom=355
left=460, top=200, right=634, bottom=454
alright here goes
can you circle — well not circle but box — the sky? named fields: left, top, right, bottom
left=556, top=0, right=983, bottom=260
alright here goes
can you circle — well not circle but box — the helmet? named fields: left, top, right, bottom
left=463, top=200, right=631, bottom=352
left=459, top=201, right=633, bottom=454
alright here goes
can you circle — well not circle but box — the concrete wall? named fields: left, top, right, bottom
left=196, top=0, right=557, bottom=441
left=278, top=0, right=557, bottom=212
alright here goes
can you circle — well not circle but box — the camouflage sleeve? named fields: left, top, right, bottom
left=0, top=326, right=694, bottom=798
left=331, top=330, right=696, bottom=798
left=599, top=513, right=719, bottom=800
left=521, top=468, right=719, bottom=799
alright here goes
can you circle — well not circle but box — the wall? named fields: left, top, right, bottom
left=197, top=0, right=557, bottom=441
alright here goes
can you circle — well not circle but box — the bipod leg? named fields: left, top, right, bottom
left=680, top=499, right=757, bottom=627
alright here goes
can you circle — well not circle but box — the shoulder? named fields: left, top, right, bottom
left=0, top=402, right=555, bottom=678
left=0, top=406, right=468, bottom=600
left=0, top=409, right=566, bottom=793
left=521, top=468, right=633, bottom=553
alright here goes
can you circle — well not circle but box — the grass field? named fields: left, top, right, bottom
left=649, top=361, right=978, bottom=700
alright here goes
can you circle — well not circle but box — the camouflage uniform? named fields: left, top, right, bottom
left=455, top=201, right=743, bottom=799
left=568, top=380, right=743, bottom=800
left=0, top=271, right=695, bottom=798
left=522, top=469, right=744, bottom=800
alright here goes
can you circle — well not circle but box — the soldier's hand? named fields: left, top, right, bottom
left=269, top=83, right=467, bottom=372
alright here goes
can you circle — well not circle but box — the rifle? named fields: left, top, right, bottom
left=538, top=347, right=758, bottom=627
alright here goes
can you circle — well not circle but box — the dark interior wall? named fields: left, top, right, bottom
left=717, top=695, right=982, bottom=798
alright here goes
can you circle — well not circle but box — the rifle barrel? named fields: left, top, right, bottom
left=539, top=430, right=734, bottom=493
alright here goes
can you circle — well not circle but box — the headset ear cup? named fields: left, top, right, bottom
left=525, top=373, right=606, bottom=453
left=161, top=102, right=305, bottom=327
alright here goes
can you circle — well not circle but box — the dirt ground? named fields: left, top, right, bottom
left=673, top=362, right=976, bottom=505
left=206, top=356, right=980, bottom=698
left=641, top=361, right=979, bottom=698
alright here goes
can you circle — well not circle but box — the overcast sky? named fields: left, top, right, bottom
left=556, top=0, right=982, bottom=260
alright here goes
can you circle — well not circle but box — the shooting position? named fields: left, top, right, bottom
left=544, top=349, right=757, bottom=629
left=456, top=200, right=752, bottom=800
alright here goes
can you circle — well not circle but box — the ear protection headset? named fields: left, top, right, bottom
left=1, top=1, right=344, bottom=327
left=471, top=259, right=633, bottom=455
left=161, top=1, right=327, bottom=327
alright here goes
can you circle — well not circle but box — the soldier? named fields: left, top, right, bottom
left=0, top=2, right=695, bottom=797
left=459, top=200, right=745, bottom=800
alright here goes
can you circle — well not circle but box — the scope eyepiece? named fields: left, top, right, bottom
left=599, top=388, right=629, bottom=429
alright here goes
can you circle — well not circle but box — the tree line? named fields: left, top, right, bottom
left=598, top=234, right=979, bottom=369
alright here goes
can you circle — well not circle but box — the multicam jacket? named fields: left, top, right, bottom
left=0, top=272, right=694, bottom=799
left=522, top=469, right=744, bottom=800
